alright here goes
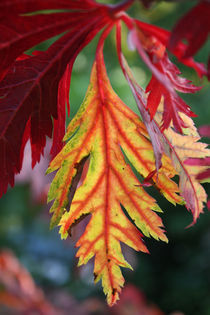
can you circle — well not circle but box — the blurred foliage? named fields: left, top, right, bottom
left=0, top=1, right=210, bottom=314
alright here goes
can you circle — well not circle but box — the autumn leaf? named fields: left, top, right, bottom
left=47, top=49, right=184, bottom=305
left=0, top=1, right=105, bottom=82
left=134, top=19, right=207, bottom=78
left=155, top=99, right=209, bottom=221
left=169, top=1, right=210, bottom=59
left=193, top=125, right=210, bottom=182
left=159, top=112, right=210, bottom=221
left=1, top=0, right=210, bottom=308
left=0, top=0, right=98, bottom=17
left=50, top=63, right=71, bottom=159
left=125, top=22, right=200, bottom=133
left=0, top=1, right=112, bottom=197
left=145, top=54, right=199, bottom=132
left=115, top=34, right=210, bottom=222
left=161, top=120, right=210, bottom=222
left=185, top=124, right=210, bottom=210
left=185, top=157, right=210, bottom=183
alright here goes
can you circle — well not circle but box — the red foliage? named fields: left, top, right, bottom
left=135, top=19, right=207, bottom=78
left=0, top=0, right=208, bottom=198
left=145, top=55, right=198, bottom=132
left=121, top=16, right=203, bottom=133
left=0, top=0, right=112, bottom=197
left=0, top=0, right=210, bottom=305
left=169, top=1, right=210, bottom=59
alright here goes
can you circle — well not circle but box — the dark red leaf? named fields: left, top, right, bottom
left=50, top=63, right=71, bottom=159
left=169, top=1, right=210, bottom=58
left=0, top=10, right=102, bottom=81
left=0, top=0, right=98, bottom=17
left=0, top=9, right=110, bottom=197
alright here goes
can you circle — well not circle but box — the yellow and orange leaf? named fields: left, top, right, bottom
left=47, top=50, right=185, bottom=305
left=154, top=105, right=210, bottom=221
left=162, top=123, right=210, bottom=222
left=120, top=54, right=210, bottom=223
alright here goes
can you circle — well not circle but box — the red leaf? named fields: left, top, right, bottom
left=0, top=9, right=103, bottom=81
left=121, top=18, right=201, bottom=133
left=50, top=63, right=71, bottom=159
left=0, top=0, right=98, bottom=17
left=135, top=19, right=207, bottom=78
left=146, top=54, right=199, bottom=132
left=169, top=1, right=210, bottom=58
left=126, top=24, right=200, bottom=133
left=117, top=23, right=209, bottom=222
left=0, top=6, right=110, bottom=197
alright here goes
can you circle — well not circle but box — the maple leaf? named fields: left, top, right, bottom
left=119, top=17, right=202, bottom=133
left=0, top=1, right=106, bottom=82
left=0, top=1, right=112, bottom=197
left=154, top=97, right=210, bottom=221
left=134, top=19, right=207, bottom=78
left=0, top=0, right=209, bottom=307
left=0, top=0, right=98, bottom=17
left=47, top=49, right=185, bottom=305
left=145, top=54, right=199, bottom=132
left=185, top=125, right=210, bottom=183
left=184, top=124, right=210, bottom=211
left=161, top=122, right=210, bottom=222
left=50, top=63, right=71, bottom=158
left=115, top=32, right=210, bottom=222
left=169, top=1, right=210, bottom=59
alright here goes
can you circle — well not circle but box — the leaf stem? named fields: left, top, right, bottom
left=96, top=23, right=115, bottom=56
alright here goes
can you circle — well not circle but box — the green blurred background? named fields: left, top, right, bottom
left=0, top=1, right=210, bottom=314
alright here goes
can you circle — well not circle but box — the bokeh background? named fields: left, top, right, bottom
left=0, top=1, right=210, bottom=314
